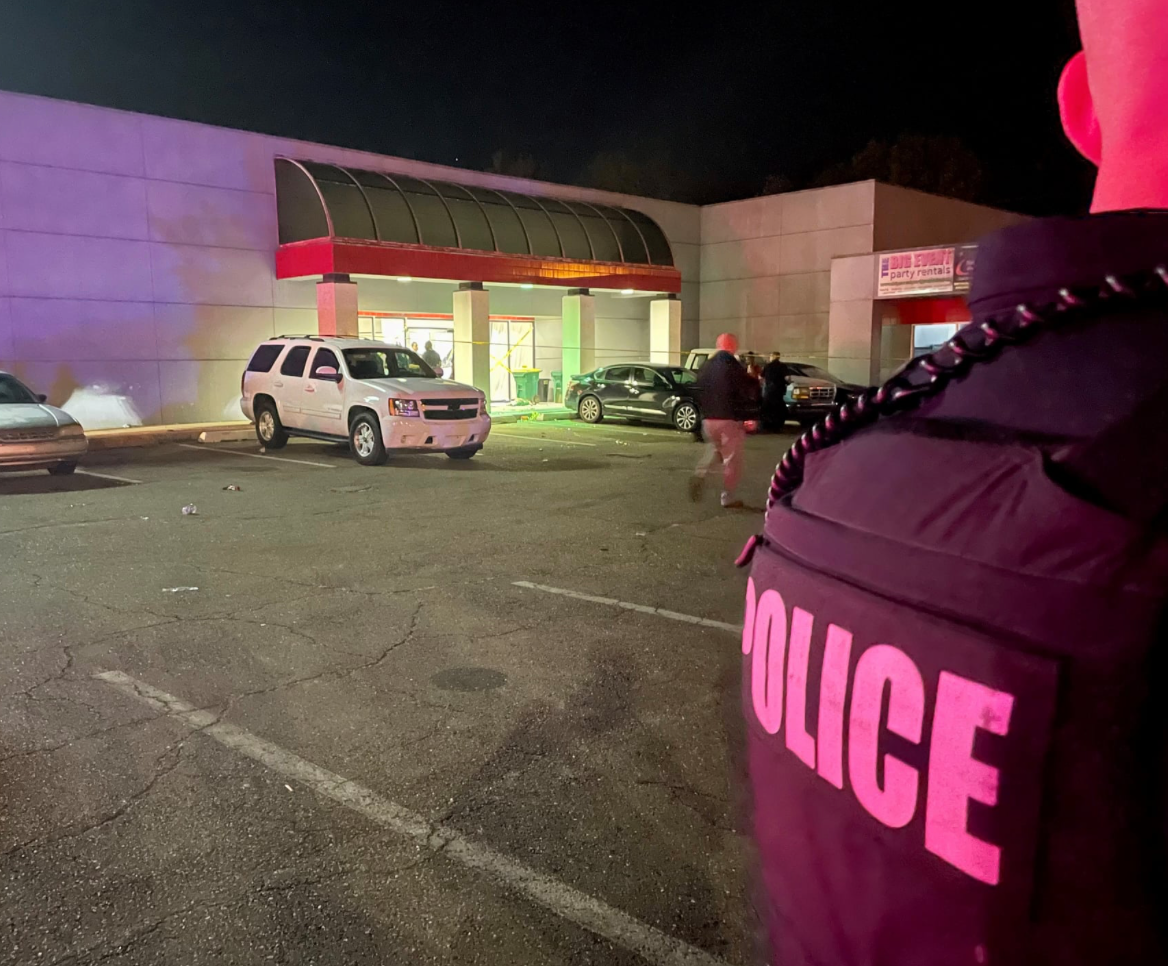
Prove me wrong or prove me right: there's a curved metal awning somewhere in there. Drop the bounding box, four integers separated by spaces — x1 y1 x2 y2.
274 158 681 293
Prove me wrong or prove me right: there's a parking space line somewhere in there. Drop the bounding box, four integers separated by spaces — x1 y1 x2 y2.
95 670 730 966
513 581 741 634
177 443 336 468
490 432 597 447
75 468 144 485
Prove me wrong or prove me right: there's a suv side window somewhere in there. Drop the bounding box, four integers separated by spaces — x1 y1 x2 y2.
280 345 311 377
247 343 283 373
310 348 340 378
602 366 631 383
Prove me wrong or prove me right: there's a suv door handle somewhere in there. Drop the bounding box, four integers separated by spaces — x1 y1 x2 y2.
305 385 316 393
273 380 284 388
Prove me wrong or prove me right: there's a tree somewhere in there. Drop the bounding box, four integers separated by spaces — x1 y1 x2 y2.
487 149 540 180
814 134 986 203
760 173 795 195
576 148 698 202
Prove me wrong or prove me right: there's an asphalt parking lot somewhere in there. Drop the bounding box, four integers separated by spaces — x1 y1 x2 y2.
0 419 796 966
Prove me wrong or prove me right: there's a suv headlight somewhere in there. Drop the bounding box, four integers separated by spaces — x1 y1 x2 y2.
389 399 420 417
791 387 811 401
58 424 86 437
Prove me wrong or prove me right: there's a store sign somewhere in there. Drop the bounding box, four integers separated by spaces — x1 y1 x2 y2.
877 247 956 298
953 244 977 294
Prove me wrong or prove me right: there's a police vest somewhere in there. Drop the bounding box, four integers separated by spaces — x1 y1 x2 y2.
738 273 1168 966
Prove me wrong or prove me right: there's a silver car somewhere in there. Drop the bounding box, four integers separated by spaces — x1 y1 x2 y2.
0 371 88 475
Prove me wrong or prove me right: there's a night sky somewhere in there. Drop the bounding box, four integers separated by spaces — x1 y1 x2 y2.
0 0 1091 213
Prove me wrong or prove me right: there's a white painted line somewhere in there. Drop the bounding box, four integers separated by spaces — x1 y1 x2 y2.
177 443 336 468
513 581 741 634
490 432 597 448
94 670 730 966
75 468 144 485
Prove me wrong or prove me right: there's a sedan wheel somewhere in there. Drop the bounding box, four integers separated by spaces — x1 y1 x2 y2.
578 395 603 424
673 402 699 433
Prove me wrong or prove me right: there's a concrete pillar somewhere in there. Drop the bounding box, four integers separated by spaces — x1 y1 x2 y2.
827 254 881 385
649 295 682 365
316 273 358 337
561 288 596 379
453 282 491 408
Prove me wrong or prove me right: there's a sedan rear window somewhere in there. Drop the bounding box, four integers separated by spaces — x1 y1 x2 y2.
247 343 284 373
0 374 37 404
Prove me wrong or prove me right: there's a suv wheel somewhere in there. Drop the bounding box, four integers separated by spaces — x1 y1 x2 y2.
350 413 387 466
578 394 603 424
254 401 288 449
48 461 77 476
446 446 479 460
673 402 699 433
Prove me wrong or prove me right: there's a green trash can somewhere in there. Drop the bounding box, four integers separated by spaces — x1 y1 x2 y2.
551 370 564 403
512 368 541 404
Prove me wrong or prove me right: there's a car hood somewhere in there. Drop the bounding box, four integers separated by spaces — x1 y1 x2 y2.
0 403 77 430
354 376 482 396
787 376 835 388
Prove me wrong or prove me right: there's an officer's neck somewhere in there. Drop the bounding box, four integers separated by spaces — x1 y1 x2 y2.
1091 152 1168 213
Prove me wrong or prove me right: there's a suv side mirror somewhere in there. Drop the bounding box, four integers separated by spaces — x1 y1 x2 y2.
314 366 342 383
36 393 47 403
434 366 444 378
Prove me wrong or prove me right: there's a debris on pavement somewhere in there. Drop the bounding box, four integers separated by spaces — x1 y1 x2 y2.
163 587 199 593
222 484 242 491
181 504 198 516
331 484 373 494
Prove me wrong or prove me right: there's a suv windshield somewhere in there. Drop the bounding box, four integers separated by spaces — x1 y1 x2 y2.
785 363 834 382
0 374 37 404
343 348 436 380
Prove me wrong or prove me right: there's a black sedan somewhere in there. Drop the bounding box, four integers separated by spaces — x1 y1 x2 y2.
565 364 701 432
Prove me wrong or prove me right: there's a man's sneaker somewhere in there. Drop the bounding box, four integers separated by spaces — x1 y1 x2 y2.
721 493 744 509
688 475 706 503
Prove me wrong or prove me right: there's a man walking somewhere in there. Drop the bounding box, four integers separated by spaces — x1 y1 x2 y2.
689 333 757 509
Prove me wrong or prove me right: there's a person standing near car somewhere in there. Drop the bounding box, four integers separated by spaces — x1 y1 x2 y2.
760 351 790 432
421 340 442 370
689 333 757 508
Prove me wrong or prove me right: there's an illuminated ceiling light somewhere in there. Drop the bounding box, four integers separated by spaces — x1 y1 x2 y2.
621 288 635 295
521 283 534 289
397 276 413 283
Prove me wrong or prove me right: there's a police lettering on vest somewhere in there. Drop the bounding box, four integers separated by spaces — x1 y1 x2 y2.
742 576 1015 886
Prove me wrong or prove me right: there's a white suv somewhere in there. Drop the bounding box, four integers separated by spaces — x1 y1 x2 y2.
240 337 490 465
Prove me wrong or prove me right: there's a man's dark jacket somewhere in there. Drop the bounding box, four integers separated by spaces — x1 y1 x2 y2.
696 351 758 421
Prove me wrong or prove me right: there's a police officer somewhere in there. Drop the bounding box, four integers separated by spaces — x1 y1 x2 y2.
738 3 1168 963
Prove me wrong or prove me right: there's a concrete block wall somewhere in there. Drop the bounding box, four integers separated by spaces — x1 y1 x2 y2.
698 181 877 368
0 90 698 428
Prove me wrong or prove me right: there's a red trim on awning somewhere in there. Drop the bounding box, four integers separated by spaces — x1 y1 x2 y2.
276 237 682 294
884 296 972 326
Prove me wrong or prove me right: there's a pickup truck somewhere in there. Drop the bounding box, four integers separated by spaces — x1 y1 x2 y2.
683 349 866 428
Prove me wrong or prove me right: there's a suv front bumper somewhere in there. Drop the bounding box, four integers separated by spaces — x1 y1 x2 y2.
382 413 492 452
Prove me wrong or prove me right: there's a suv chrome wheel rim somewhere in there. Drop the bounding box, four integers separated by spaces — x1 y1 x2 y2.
354 422 376 457
258 411 275 440
580 397 599 421
675 405 697 431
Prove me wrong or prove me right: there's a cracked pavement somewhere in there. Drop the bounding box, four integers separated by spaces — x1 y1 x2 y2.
0 422 795 965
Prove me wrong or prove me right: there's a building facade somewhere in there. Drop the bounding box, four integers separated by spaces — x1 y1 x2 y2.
0 90 1025 429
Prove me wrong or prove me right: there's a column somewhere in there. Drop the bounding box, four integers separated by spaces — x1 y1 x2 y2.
453 282 491 408
316 273 358 337
827 254 880 385
561 288 595 380
649 295 682 365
